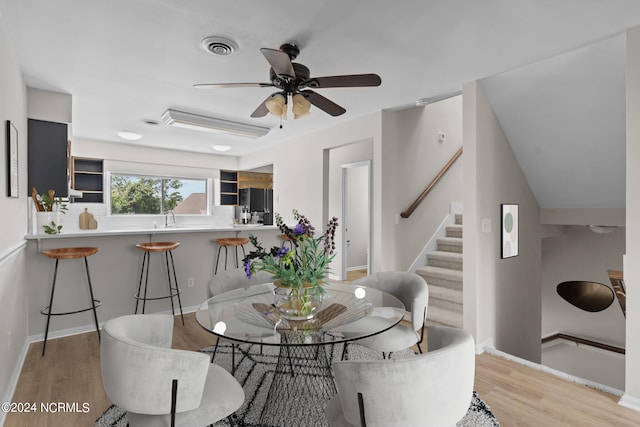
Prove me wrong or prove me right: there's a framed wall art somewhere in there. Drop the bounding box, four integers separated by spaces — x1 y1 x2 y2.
6 120 18 198
501 203 518 258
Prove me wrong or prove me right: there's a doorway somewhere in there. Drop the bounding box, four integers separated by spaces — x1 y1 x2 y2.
341 161 371 280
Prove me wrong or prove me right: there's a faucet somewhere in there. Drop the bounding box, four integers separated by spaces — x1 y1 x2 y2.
165 210 176 227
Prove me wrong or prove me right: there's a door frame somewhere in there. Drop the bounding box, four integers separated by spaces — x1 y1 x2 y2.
340 160 372 280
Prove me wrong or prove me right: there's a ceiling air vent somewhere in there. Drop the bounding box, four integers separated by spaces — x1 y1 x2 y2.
201 36 239 56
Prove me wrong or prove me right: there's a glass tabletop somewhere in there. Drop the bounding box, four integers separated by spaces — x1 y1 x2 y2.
195 281 406 346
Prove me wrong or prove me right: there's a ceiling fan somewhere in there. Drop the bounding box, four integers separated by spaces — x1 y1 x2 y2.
194 43 382 119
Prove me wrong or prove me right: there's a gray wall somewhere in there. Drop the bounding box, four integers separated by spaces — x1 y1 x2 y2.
542 226 625 345
463 81 542 362
623 25 640 408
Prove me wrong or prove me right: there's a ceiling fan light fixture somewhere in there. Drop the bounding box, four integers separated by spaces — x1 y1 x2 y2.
161 109 270 138
266 93 287 117
292 93 311 119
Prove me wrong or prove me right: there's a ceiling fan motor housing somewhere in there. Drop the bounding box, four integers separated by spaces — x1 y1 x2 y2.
270 63 310 92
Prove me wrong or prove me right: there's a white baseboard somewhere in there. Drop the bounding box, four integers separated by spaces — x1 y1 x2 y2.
619 394 640 413
475 337 494 354
484 346 624 397
1 338 30 427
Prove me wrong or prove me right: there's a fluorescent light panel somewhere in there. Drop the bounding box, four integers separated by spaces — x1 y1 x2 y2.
161 109 270 138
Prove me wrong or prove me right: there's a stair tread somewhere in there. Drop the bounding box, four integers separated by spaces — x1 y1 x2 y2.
437 237 462 245
428 284 463 303
427 305 463 328
417 265 463 281
428 251 463 261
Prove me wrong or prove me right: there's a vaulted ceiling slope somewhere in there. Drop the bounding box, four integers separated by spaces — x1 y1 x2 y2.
1 0 640 163
481 34 626 209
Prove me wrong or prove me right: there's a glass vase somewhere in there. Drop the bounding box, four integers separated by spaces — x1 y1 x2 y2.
273 280 323 320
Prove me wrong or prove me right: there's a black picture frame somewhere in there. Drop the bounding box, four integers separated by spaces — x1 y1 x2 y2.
501 203 519 259
6 120 18 198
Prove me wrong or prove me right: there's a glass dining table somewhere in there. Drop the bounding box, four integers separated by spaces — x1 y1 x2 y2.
195 281 405 426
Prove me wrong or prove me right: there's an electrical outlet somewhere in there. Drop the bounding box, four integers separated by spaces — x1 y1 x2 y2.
187 277 195 288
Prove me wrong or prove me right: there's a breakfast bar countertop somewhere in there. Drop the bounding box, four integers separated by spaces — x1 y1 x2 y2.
24 224 279 240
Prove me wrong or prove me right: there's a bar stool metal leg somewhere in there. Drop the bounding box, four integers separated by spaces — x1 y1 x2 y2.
84 256 101 342
135 251 148 314
167 250 184 325
42 259 60 357
142 251 151 314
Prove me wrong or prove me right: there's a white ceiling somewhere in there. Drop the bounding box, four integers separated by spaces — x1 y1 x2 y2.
1 0 639 208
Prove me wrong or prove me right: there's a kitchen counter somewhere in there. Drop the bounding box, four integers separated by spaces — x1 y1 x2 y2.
25 224 278 241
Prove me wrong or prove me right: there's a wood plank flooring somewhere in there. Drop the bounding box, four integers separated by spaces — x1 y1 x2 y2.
5 312 640 426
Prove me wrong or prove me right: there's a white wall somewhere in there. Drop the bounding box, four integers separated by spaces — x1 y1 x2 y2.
542 226 625 344
463 81 542 362
0 17 29 418
622 25 640 409
240 113 389 271
381 97 464 270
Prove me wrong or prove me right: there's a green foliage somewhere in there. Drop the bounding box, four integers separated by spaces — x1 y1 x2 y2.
111 176 183 214
243 210 339 290
43 221 63 235
38 193 67 213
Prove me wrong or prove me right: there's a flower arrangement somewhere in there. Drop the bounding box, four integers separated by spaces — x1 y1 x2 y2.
243 209 338 317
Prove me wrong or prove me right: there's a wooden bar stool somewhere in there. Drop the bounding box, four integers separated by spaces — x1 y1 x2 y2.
134 242 184 325
40 247 101 356
214 237 250 274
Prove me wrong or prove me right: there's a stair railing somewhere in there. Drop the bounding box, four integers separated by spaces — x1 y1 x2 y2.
541 333 625 355
401 147 463 219
608 270 626 317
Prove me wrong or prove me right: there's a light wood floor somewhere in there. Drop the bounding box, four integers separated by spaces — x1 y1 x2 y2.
5 313 640 426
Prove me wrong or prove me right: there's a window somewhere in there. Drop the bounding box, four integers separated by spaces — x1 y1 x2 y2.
110 174 207 215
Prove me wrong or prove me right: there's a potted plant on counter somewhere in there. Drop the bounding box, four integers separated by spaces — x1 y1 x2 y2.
32 188 68 234
243 209 338 319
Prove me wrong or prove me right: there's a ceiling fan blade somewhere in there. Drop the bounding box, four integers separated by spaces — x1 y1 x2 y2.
250 96 271 118
301 90 346 116
193 82 273 89
305 73 381 88
261 48 295 78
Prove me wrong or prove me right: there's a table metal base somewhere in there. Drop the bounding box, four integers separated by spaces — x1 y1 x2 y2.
258 331 338 427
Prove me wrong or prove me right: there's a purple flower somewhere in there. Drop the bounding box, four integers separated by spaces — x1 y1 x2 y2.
276 246 289 258
243 259 252 279
293 224 306 236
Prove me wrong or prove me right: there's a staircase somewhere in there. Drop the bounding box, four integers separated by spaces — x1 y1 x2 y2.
416 214 463 328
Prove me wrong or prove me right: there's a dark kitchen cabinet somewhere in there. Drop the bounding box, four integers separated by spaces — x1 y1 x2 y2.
72 157 104 203
27 119 69 197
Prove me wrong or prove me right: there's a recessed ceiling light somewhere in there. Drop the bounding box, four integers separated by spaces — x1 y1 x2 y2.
212 145 231 152
117 131 143 141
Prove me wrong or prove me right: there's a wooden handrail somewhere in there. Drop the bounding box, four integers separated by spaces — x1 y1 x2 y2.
608 270 626 317
541 333 625 355
400 147 463 219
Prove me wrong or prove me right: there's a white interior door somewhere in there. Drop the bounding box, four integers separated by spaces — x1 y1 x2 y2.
341 161 371 279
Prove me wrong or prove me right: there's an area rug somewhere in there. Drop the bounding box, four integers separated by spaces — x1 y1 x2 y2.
95 342 499 427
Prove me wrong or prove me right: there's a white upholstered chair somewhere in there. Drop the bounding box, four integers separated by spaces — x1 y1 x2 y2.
344 271 428 357
207 266 273 297
325 325 475 427
100 314 244 427
207 267 275 365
